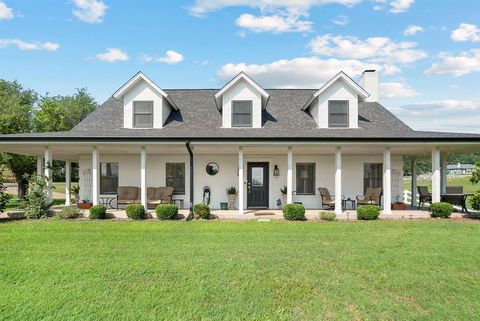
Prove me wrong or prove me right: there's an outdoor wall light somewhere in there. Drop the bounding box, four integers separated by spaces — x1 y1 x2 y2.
273 165 280 177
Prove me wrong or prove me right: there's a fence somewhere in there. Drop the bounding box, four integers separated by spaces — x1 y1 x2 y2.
403 189 419 205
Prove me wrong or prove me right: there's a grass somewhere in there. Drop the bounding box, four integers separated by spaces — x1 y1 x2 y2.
403 176 478 194
5 197 67 210
1 220 480 320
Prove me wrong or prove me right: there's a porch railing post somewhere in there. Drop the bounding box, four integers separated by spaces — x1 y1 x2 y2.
383 147 392 214
432 147 441 203
238 147 244 215
65 161 71 206
334 147 342 215
441 152 447 194
411 159 417 207
287 147 293 204
92 146 99 205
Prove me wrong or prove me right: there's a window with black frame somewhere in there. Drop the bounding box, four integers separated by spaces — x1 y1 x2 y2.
363 163 383 193
166 163 185 195
133 101 153 128
232 100 252 127
100 162 119 194
296 163 315 195
328 100 349 127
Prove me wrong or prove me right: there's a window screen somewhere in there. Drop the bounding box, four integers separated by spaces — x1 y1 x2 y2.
133 101 153 128
100 162 119 194
364 163 383 193
328 100 349 127
232 100 252 127
296 163 315 195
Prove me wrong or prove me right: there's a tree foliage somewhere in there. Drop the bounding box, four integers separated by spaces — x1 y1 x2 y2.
470 161 480 211
24 174 52 219
0 167 11 213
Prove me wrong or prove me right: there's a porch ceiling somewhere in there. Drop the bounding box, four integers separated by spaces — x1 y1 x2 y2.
0 141 478 161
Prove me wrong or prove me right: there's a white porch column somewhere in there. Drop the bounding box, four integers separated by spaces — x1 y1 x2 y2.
334 147 342 215
287 147 293 204
140 146 147 209
238 147 244 215
92 146 99 206
44 147 53 202
441 153 447 194
36 156 43 177
383 148 392 214
65 161 71 206
411 159 417 207
432 147 441 203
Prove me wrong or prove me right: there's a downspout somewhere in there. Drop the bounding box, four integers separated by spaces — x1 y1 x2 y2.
186 140 194 220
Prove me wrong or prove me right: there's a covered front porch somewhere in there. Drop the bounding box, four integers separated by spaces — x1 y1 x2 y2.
2 139 478 217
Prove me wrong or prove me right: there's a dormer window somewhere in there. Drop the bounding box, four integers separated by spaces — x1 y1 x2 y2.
328 100 349 128
133 101 153 128
232 100 252 127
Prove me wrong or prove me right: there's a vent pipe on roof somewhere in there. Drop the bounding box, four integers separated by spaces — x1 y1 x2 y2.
359 70 379 102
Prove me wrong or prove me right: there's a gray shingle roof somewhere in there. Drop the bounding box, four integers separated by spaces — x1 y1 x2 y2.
2 89 480 141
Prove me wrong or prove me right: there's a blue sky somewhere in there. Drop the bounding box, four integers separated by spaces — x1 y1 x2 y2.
1 0 479 132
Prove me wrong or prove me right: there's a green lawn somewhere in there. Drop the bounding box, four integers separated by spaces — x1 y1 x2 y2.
1 220 479 321
403 176 478 194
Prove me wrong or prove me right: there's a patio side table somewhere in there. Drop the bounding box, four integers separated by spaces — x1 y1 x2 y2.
342 198 356 210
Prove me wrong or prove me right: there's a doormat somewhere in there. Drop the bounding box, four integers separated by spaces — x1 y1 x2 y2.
254 212 276 216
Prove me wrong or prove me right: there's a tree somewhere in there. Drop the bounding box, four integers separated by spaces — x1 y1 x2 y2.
34 88 97 132
0 80 37 198
24 174 52 219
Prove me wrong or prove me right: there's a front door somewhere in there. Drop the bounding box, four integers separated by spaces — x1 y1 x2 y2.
247 162 269 208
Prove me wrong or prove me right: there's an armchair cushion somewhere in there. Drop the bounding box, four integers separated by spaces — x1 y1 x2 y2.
117 186 138 202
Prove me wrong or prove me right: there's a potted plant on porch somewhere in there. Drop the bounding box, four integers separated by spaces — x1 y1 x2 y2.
77 199 93 209
392 201 406 210
225 186 237 210
71 185 80 204
280 186 287 205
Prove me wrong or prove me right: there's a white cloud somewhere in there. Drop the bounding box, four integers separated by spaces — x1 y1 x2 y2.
389 0 414 13
309 34 427 64
0 39 60 51
188 0 361 17
403 25 423 36
451 23 480 42
425 49 480 77
95 48 128 62
379 81 420 98
236 13 312 33
72 0 107 23
217 56 397 88
332 14 349 26
0 1 13 20
142 50 184 64
390 100 480 133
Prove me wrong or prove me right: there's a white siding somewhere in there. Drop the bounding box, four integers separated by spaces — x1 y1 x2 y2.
222 79 262 128
123 80 169 129
312 78 359 129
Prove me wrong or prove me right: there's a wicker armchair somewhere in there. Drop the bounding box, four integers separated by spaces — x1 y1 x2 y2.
357 188 383 206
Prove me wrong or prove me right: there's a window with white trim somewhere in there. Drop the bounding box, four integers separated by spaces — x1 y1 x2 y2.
133 101 153 128
328 100 349 128
232 100 252 127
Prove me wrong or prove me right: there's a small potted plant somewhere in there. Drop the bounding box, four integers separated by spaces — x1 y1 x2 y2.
225 186 237 210
392 201 406 210
280 186 287 205
71 185 80 204
77 198 93 209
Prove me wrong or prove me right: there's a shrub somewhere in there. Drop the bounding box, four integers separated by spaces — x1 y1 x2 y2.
56 207 82 219
156 204 178 220
89 205 107 219
470 191 480 211
24 175 52 219
126 204 147 220
357 205 380 220
0 169 10 213
320 212 336 221
283 204 305 221
430 202 454 218
194 203 210 219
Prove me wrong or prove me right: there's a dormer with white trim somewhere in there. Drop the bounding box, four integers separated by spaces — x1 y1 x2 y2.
215 72 270 128
302 71 369 129
113 72 178 129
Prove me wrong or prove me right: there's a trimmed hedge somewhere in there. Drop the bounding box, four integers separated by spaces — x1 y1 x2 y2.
283 204 305 221
126 204 147 220
89 205 107 219
430 202 454 218
156 204 178 220
55 207 82 219
357 205 380 220
194 204 210 219
320 212 336 221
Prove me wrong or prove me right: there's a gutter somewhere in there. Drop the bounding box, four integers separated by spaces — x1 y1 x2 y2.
185 140 194 220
